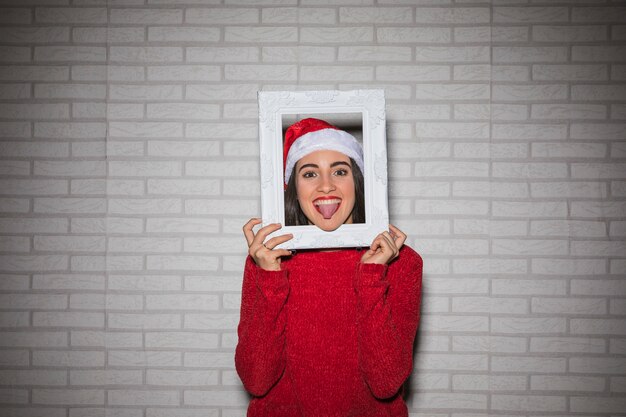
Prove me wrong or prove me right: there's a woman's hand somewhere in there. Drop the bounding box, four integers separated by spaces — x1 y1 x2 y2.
361 224 407 265
243 218 293 271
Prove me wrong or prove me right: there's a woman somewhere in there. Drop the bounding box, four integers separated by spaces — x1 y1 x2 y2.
235 118 423 417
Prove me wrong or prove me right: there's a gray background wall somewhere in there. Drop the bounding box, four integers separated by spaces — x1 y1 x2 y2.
0 0 625 416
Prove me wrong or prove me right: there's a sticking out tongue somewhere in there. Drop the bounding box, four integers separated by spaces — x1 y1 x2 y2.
317 203 340 219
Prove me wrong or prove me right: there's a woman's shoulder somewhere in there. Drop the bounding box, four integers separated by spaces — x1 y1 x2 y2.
397 244 423 268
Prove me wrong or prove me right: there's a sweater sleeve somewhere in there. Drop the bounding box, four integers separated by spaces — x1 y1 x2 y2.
354 246 423 399
235 256 290 397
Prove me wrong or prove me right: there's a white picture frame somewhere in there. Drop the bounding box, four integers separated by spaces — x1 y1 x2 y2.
258 89 389 250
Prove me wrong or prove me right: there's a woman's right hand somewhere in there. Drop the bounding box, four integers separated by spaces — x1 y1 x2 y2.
243 218 294 271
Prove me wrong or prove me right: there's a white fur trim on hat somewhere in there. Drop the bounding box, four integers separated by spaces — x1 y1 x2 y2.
284 128 364 184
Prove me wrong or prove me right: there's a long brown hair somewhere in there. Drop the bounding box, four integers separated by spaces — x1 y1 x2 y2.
284 157 365 226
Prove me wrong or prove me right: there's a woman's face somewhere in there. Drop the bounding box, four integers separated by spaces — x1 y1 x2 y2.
294 150 356 232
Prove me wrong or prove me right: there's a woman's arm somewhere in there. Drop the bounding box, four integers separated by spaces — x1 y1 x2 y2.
355 246 423 399
235 256 289 397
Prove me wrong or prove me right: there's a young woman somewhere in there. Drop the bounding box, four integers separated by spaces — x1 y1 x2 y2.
235 118 423 417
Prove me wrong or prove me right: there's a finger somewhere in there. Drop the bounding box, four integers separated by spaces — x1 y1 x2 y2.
389 224 407 249
252 223 283 247
264 233 294 249
243 218 262 246
380 232 399 257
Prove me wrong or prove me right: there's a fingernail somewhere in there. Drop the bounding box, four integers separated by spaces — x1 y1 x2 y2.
289 250 296 255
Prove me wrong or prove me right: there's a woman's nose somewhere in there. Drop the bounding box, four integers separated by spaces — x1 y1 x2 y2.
318 175 336 193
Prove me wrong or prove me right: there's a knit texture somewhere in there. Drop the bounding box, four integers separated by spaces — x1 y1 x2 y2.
235 246 423 417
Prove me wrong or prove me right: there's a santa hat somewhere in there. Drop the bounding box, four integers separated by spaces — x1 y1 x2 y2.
283 118 364 186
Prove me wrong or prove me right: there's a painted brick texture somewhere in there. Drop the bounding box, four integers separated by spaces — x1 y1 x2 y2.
0 1 625 416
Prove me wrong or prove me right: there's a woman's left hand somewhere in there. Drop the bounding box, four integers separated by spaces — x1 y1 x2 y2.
361 224 407 265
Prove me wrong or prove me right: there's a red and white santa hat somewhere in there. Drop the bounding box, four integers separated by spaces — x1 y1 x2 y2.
283 118 364 186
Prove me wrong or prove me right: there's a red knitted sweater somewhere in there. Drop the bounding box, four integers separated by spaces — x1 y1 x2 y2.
235 246 423 417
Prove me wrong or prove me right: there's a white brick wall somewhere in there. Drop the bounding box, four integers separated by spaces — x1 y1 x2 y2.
0 0 625 416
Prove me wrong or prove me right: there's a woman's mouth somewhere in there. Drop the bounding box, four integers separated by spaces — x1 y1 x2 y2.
313 197 342 219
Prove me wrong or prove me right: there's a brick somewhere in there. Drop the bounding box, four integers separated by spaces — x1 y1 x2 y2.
144 332 218 349
494 84 568 102
453 65 490 81
0 351 29 366
494 163 567 179
377 65 449 81
0 104 69 120
492 356 566 372
340 7 412 23
301 66 373 81
454 27 490 43
108 351 181 367
225 26 297 42
378 27 450 43
571 397 626 414
415 84 489 100
573 84 626 100
495 46 568 63
416 46 488 62
184 390 250 407
148 409 219 417
147 103 220 119
492 65 529 82
186 161 258 177
453 258 527 274
493 279 566 295
413 238 489 256
572 318 626 335
415 7 489 24
108 390 179 406
571 241 626 257
184 351 236 369
492 26 529 43
0 370 66 386
531 104 606 120
70 370 142 386
491 395 566 412
34 312 104 328
572 163 626 178
33 389 104 405
0 66 68 81
530 220 606 238
571 123 626 139
185 8 259 24
0 84 30 100
415 200 488 215
0 254 69 271
146 255 219 271
453 336 527 353
416 122 489 139
35 46 106 62
73 27 144 44
146 370 219 386
426 277 488 294
300 27 373 43
533 25 607 42
0 46 30 62
186 47 259 62
262 7 335 24
534 64 608 81
108 313 180 330
33 274 104 290
146 218 219 233
386 104 449 119
225 64 296 81
570 357 626 374
33 351 104 367
572 201 626 218
148 27 219 42
110 8 182 24
341 46 411 62
108 275 180 291
35 84 106 99
532 375 605 392
146 294 219 310
572 7 626 22
0 27 68 43
452 297 527 314
109 122 182 138
453 374 526 391
186 84 257 101
531 336 605 353
0 8 31 24
110 47 183 63
70 294 143 311
494 7 568 23
36 7 107 23
109 85 181 100
263 46 335 62
532 297 606 315
412 393 486 410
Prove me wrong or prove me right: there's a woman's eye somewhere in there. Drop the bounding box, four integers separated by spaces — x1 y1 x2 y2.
334 169 348 176
302 171 317 178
